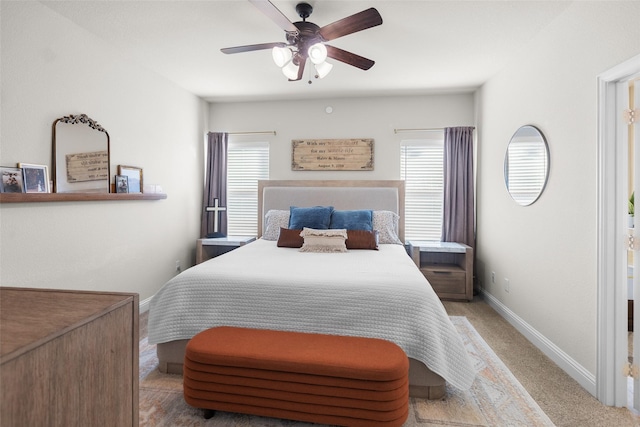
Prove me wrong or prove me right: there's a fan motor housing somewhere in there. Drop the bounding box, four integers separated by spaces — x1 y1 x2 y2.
288 21 323 57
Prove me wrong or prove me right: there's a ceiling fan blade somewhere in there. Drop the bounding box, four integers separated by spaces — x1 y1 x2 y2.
249 0 298 33
319 8 382 41
290 58 306 81
221 42 286 54
326 45 375 70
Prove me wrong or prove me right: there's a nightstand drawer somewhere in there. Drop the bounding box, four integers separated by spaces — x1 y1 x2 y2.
421 267 466 295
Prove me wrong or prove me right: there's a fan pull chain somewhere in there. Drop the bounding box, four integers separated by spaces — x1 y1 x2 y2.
308 61 322 85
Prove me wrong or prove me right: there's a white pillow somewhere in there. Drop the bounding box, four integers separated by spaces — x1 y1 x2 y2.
299 228 348 253
263 210 290 241
372 211 402 244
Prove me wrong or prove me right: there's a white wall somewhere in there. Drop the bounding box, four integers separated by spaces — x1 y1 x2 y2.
0 1 207 301
0 4 474 303
210 94 475 180
476 0 640 386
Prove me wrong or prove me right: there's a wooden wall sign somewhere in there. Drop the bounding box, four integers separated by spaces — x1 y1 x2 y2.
292 139 374 171
65 150 109 182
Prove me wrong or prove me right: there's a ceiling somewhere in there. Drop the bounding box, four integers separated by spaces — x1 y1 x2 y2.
41 0 572 103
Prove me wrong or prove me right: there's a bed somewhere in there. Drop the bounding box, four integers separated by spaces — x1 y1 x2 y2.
148 180 477 398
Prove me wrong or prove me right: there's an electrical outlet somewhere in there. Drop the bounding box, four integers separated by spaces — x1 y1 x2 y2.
504 278 510 293
491 271 496 284
175 260 181 273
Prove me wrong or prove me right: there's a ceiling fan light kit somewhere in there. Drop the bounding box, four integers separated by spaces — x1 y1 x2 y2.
308 43 327 65
282 60 300 80
272 46 292 68
221 0 383 82
314 61 333 79
272 42 331 80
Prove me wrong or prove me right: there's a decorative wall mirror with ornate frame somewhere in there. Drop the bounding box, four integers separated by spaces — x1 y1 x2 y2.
504 125 550 206
52 114 110 193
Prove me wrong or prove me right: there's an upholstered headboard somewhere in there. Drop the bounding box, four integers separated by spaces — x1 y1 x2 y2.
258 180 405 242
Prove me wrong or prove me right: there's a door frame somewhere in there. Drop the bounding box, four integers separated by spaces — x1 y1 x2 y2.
597 53 640 406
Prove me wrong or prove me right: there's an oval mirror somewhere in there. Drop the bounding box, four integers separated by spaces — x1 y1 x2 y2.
52 114 110 193
504 125 549 206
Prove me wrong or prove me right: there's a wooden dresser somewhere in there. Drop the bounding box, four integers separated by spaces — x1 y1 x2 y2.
0 287 139 427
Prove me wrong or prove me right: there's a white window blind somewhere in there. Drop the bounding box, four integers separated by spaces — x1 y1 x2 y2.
227 140 269 236
400 138 444 241
505 140 547 205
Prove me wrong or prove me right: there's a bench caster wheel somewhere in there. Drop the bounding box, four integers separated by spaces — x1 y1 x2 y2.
203 409 216 419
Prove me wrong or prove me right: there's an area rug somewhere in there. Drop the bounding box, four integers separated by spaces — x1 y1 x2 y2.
139 316 555 426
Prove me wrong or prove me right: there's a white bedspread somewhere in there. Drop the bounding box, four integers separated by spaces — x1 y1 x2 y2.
148 239 477 390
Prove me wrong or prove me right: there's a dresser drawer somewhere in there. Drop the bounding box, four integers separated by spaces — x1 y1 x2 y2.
421 267 466 295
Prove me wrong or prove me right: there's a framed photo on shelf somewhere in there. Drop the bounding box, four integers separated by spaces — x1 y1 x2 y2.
117 165 143 193
0 167 25 193
18 163 50 193
115 175 129 193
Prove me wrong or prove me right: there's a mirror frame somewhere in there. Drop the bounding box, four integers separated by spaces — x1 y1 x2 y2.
504 125 550 206
52 114 111 194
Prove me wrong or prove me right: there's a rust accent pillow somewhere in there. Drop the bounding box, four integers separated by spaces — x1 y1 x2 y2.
277 227 303 248
346 230 379 250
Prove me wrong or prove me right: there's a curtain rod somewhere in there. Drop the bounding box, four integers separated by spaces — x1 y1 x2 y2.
227 130 276 136
394 128 444 133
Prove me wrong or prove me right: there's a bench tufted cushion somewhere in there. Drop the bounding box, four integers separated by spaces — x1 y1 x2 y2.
184 326 409 427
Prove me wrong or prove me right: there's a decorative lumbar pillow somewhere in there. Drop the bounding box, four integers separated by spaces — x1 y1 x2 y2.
299 228 347 253
263 210 290 241
330 209 373 231
289 206 334 230
372 210 402 244
346 230 379 250
277 228 304 248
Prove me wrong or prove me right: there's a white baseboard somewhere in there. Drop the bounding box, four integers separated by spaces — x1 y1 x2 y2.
139 295 152 314
481 290 597 397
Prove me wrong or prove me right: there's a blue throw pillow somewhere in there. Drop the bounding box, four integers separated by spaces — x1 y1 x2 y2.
288 206 334 230
330 209 373 231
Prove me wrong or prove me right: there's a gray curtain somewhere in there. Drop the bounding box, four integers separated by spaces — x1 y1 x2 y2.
201 132 228 237
441 126 475 248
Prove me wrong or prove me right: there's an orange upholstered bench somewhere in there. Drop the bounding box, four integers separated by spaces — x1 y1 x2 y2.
183 326 409 427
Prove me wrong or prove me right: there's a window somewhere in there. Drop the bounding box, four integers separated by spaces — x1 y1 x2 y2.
227 140 269 236
400 137 444 241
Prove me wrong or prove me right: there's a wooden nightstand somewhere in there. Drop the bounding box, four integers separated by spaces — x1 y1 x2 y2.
408 241 473 301
196 236 256 264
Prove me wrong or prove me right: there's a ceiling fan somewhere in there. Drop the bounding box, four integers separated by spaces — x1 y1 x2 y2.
221 0 383 82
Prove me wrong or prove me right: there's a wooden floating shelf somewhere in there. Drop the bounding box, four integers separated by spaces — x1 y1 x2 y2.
0 192 167 203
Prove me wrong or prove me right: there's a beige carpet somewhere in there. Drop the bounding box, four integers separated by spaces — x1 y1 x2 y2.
443 299 640 427
139 317 554 426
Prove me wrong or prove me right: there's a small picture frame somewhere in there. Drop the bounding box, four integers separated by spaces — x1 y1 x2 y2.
18 163 50 193
115 175 129 193
0 167 25 193
117 165 143 193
